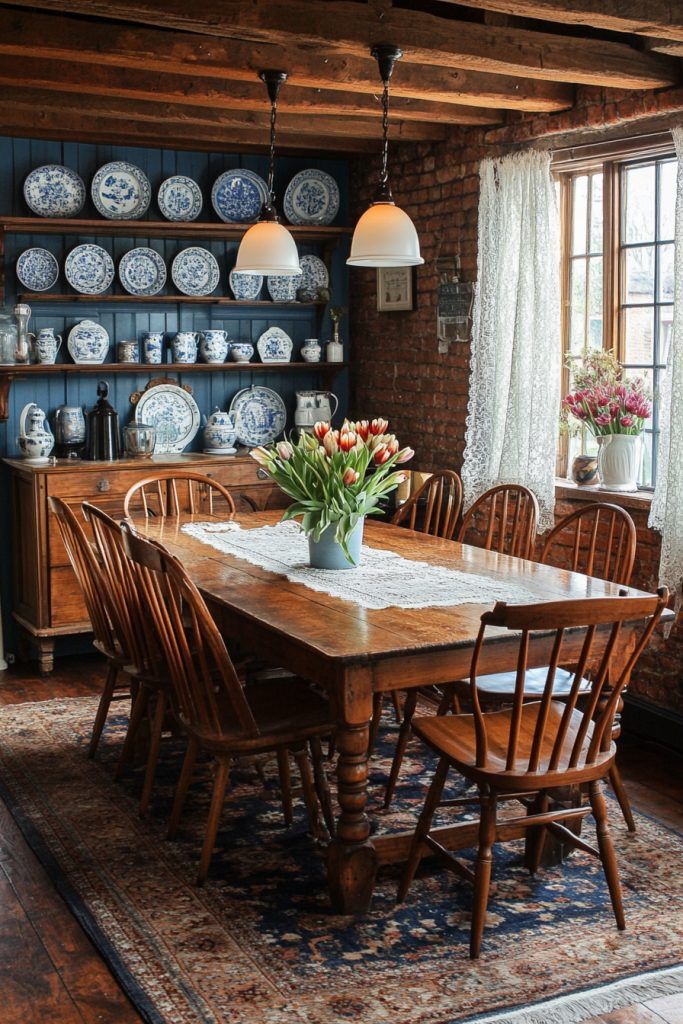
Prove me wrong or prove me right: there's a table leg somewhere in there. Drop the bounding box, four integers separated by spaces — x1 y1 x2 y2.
327 665 377 914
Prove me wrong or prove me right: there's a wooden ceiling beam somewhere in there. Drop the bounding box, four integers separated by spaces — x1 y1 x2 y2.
0 7 573 112
435 1 683 44
1 0 674 88
0 104 377 154
0 56 503 126
0 86 446 143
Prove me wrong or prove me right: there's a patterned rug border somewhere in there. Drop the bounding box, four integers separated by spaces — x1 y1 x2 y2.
1 695 682 1024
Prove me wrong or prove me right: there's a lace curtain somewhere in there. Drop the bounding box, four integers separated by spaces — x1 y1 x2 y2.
461 149 561 531
649 128 683 609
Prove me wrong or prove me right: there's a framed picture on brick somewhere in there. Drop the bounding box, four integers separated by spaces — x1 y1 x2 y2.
376 266 414 312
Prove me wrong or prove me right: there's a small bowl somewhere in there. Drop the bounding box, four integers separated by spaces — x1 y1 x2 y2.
230 343 254 363
123 423 156 459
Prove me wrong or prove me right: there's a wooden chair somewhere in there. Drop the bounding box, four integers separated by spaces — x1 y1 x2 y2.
120 523 336 884
457 484 539 560
123 471 239 519
391 470 463 542
48 497 133 758
397 589 668 958
369 471 463 750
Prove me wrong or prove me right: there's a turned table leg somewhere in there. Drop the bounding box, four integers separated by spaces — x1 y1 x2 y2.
327 665 377 914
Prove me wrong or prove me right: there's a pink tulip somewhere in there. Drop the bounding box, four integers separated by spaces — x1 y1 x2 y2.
276 440 293 461
595 413 612 426
313 421 331 441
396 447 415 464
342 467 359 486
373 444 391 465
370 418 389 436
620 416 635 428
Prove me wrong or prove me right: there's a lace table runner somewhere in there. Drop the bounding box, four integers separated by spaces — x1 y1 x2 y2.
182 520 541 612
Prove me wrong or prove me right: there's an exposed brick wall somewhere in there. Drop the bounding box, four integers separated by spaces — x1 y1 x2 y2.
349 84 683 715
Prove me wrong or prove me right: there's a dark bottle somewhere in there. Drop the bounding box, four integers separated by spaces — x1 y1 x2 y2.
85 380 120 461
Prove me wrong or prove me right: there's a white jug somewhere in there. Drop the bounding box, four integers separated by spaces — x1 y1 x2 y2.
294 390 339 430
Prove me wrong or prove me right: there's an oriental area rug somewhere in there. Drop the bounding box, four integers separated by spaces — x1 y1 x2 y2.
0 695 681 1024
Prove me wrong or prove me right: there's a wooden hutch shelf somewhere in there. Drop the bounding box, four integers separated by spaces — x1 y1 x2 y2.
0 362 347 420
1 216 352 241
17 293 326 307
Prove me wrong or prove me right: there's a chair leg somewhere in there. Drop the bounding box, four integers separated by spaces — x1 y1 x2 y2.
309 737 335 837
397 755 450 902
197 758 230 886
167 736 198 839
276 748 293 827
470 789 497 960
293 747 325 841
115 682 149 780
525 791 548 876
384 689 418 809
608 762 636 833
589 779 625 930
367 692 384 755
139 691 167 816
390 690 402 722
88 661 119 758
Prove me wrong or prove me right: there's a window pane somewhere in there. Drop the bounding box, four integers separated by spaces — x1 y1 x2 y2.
659 159 677 240
658 242 674 302
572 175 588 255
624 163 655 243
625 245 654 303
639 431 653 488
590 173 603 253
659 306 674 365
569 259 586 352
623 306 654 365
587 256 603 347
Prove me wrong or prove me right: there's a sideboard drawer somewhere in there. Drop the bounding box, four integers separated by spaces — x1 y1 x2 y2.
46 469 147 500
202 461 267 489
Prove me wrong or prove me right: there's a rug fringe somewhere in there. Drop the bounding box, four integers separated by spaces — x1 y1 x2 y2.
462 964 683 1024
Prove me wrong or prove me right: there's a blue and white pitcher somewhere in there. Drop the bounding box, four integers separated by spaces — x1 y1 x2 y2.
33 327 62 365
171 331 200 364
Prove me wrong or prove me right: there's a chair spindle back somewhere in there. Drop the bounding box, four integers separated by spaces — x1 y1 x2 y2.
457 484 539 559
540 502 636 586
123 472 237 520
468 590 668 775
392 470 463 541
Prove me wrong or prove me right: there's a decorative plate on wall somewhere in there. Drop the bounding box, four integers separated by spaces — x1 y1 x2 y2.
23 165 86 218
171 247 220 296
157 176 203 221
256 327 293 363
91 161 151 220
64 244 115 295
118 247 167 296
16 248 59 292
229 386 286 447
134 382 201 453
283 169 340 225
67 320 110 364
298 254 329 293
229 268 263 301
211 169 269 223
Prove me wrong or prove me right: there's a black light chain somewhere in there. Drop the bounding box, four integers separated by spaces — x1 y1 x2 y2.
379 76 390 190
268 89 278 204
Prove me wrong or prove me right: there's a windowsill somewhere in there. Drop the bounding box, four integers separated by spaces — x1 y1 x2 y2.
555 477 654 511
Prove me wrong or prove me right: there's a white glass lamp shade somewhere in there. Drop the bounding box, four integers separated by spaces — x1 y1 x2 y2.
347 201 424 267
233 220 300 275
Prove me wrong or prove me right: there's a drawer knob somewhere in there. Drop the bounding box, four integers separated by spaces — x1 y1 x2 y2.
96 478 111 493
256 468 268 480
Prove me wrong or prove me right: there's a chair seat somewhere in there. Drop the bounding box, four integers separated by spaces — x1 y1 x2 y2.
186 677 334 754
412 701 613 789
473 666 592 701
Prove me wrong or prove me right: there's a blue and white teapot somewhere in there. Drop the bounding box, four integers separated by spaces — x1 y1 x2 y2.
17 402 54 463
202 407 237 454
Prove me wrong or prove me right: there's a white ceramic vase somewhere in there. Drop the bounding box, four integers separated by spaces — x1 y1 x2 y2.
597 434 641 492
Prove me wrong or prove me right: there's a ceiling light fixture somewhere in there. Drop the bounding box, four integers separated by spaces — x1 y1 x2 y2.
234 70 301 276
347 45 423 268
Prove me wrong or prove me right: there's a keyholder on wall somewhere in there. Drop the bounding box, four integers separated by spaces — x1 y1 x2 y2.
437 255 473 353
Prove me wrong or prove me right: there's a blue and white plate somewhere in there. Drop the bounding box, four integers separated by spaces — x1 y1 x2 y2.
135 383 201 454
16 248 59 292
229 268 263 301
256 327 293 364
67 320 110 364
65 244 115 295
171 247 220 296
299 254 329 293
119 247 167 296
283 168 340 225
23 165 85 218
157 176 203 221
267 271 302 303
211 169 268 223
229 386 286 447
91 161 151 220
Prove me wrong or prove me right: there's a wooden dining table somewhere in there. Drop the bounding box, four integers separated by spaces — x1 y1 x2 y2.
133 509 668 915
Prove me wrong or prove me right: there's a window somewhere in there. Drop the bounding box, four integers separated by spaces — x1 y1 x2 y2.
559 142 676 488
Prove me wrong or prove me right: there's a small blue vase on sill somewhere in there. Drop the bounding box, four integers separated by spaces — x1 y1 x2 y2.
308 518 365 570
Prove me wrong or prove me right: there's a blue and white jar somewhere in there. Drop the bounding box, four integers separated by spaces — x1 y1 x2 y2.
171 331 199 364
142 331 164 364
199 329 230 364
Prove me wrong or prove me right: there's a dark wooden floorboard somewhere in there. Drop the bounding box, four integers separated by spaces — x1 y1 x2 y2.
0 655 680 1024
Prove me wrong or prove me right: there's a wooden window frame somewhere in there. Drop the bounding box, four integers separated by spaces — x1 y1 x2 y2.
553 132 675 483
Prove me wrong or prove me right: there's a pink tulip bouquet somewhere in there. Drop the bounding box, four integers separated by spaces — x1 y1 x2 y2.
251 418 414 563
562 351 652 436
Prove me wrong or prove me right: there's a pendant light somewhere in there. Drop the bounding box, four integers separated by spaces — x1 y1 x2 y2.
347 45 423 268
233 70 301 276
